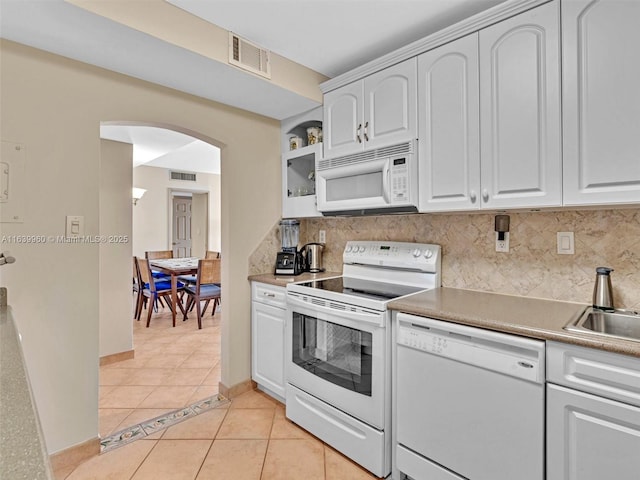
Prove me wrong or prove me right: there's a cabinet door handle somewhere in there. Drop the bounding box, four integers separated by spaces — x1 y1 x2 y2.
363 121 369 142
263 292 276 298
470 190 477 203
482 189 489 202
356 123 362 143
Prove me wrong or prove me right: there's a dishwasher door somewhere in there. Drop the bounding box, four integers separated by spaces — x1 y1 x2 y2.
395 313 545 480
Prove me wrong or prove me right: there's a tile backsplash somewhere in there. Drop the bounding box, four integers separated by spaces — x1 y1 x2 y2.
249 208 640 309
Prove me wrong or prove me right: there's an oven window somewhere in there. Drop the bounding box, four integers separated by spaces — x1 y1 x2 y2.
326 171 383 201
292 312 373 396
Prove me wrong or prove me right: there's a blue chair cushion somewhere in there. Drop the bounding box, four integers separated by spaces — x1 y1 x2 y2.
151 270 170 279
143 281 184 291
178 274 197 283
185 284 221 297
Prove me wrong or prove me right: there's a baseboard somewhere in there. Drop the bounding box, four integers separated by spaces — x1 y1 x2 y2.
49 437 100 479
218 379 257 399
99 349 134 366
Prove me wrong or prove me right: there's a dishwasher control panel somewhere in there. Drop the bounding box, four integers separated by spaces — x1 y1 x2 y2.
399 326 449 354
397 315 545 384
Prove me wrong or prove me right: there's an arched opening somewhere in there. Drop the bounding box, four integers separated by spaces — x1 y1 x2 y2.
98 121 224 443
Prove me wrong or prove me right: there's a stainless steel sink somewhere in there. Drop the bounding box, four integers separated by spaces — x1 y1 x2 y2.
565 307 640 343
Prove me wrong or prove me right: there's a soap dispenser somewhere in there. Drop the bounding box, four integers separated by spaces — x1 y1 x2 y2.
592 267 614 311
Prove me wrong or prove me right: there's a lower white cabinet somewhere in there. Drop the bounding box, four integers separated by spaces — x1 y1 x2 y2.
251 282 286 400
546 342 640 480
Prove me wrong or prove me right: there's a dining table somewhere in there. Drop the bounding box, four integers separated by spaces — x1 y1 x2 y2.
149 257 199 327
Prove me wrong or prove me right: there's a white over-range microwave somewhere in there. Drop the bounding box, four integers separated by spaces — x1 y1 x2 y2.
316 140 418 216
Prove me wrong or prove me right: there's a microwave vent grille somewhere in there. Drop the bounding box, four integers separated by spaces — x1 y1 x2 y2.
317 140 414 171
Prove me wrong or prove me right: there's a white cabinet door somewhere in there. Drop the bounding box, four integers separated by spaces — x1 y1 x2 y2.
251 295 286 399
547 383 640 480
479 0 562 209
324 59 417 159
562 0 640 205
418 33 480 212
364 58 417 150
323 81 363 158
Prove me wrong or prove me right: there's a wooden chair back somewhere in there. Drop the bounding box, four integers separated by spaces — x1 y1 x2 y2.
136 257 152 285
205 251 221 259
145 250 173 260
197 258 221 286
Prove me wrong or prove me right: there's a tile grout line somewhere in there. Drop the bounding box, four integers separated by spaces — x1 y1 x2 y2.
100 394 230 454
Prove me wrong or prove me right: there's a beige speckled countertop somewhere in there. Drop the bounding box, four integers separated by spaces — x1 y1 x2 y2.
0 290 54 479
248 271 342 288
389 287 640 358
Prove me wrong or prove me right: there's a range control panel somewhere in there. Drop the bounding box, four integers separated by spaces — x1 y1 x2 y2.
343 241 441 273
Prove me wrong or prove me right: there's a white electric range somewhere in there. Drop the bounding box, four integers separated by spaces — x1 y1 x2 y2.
285 241 441 478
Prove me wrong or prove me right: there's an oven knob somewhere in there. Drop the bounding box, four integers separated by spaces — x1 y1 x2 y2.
412 249 421 258
424 250 434 259
358 246 366 253
345 245 353 253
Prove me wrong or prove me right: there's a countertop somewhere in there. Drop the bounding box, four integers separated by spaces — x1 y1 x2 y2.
389 287 640 358
0 290 54 479
248 271 342 288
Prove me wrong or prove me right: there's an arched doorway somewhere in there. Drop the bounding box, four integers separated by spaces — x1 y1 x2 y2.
98 121 224 444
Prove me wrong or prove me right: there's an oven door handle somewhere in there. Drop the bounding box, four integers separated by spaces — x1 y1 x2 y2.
287 294 384 327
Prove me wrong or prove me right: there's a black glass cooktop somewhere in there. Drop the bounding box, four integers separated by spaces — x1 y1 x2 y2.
296 277 426 301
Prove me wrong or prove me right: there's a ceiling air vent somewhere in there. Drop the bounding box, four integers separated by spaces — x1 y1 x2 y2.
229 32 271 79
170 171 197 182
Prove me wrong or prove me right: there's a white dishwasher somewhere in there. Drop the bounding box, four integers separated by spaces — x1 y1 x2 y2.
394 313 545 480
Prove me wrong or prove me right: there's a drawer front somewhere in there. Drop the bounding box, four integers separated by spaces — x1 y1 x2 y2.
251 282 287 309
547 341 640 407
286 384 388 478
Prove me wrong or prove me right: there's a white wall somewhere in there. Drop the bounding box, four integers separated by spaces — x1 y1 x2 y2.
132 165 221 257
99 140 133 358
0 39 281 454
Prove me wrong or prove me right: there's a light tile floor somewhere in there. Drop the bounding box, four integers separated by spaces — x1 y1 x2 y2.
64 390 378 479
60 301 379 479
98 305 222 441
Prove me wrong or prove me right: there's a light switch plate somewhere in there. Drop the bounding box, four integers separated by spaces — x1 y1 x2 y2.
557 232 575 254
65 215 84 238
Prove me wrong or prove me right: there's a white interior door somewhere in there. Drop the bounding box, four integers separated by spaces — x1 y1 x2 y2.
172 196 192 257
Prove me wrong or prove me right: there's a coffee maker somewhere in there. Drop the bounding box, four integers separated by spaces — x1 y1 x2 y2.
275 219 303 275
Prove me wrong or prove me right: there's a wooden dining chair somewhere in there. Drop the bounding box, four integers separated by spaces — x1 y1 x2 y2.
182 258 221 329
145 250 173 260
133 257 144 320
145 250 173 282
179 251 221 286
137 257 186 327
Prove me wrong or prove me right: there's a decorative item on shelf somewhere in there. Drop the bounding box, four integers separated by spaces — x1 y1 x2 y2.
132 187 147 206
307 126 322 145
289 136 303 150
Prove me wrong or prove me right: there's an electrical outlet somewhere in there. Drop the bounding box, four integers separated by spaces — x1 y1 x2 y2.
319 230 326 243
496 232 509 253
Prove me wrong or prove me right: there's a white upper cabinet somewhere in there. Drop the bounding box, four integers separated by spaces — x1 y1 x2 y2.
562 0 640 206
479 0 562 209
418 33 481 212
323 58 417 158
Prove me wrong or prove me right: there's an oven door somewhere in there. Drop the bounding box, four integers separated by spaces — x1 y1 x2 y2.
285 293 388 429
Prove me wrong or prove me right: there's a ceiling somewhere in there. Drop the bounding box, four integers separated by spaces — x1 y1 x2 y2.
1 0 506 173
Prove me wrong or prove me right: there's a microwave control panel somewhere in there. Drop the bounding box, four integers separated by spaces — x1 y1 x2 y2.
390 157 409 203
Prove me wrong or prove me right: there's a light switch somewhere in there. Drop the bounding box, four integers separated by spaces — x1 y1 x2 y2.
66 215 84 238
557 232 575 255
